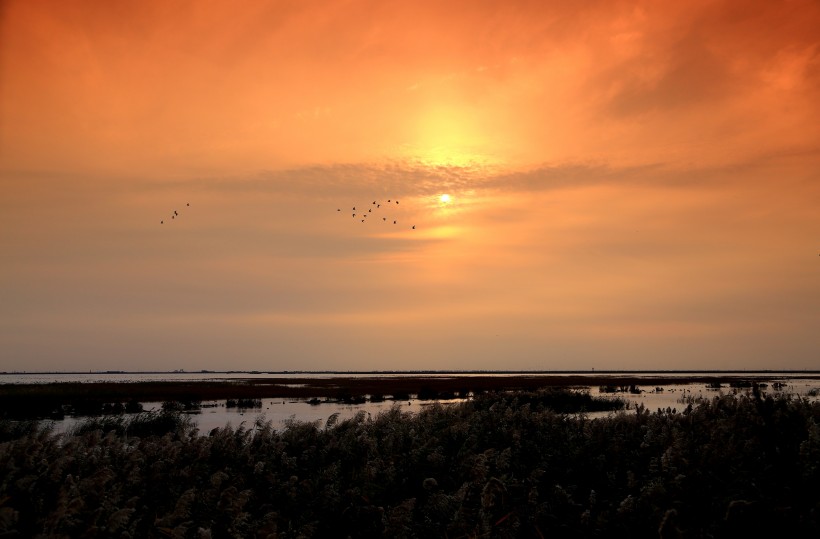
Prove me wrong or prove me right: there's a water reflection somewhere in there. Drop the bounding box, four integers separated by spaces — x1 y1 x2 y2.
585 379 820 419
50 397 469 434
33 377 820 434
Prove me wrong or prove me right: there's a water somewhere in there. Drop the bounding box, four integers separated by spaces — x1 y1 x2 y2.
0 372 325 384
587 378 820 418
49 398 463 435
4 370 818 385
4 371 819 434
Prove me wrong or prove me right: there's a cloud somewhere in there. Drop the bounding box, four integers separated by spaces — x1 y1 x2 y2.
590 0 820 118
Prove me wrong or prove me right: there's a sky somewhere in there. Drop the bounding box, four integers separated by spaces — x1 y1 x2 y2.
1 0 819 372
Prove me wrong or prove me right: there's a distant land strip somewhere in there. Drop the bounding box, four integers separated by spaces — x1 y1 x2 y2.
4 369 820 375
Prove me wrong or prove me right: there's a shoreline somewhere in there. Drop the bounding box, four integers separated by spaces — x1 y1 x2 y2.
3 369 820 375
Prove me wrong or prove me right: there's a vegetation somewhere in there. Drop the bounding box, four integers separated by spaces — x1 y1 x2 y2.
0 374 791 420
162 400 203 413
67 411 195 439
226 398 263 409
0 389 818 537
0 418 51 444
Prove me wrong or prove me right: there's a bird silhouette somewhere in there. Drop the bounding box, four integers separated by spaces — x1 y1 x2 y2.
157 201 192 225
339 197 414 230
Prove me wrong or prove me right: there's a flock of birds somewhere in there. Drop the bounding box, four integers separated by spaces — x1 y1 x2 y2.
158 198 417 230
160 203 190 225
338 198 415 229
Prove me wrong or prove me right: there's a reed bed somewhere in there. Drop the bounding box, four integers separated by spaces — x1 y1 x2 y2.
0 389 818 537
0 374 797 420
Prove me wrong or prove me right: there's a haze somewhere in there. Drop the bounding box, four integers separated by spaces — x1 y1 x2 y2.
2 0 819 372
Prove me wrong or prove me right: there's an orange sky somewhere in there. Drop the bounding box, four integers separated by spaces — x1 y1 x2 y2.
1 0 819 371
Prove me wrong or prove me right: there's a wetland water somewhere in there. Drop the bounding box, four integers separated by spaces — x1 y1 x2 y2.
2 371 818 433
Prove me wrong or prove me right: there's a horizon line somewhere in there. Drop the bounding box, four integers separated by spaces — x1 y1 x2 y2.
3 369 820 375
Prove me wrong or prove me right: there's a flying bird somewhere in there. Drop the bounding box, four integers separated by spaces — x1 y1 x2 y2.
341 196 414 230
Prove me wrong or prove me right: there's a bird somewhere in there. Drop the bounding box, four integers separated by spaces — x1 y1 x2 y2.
393 220 396 224
353 213 356 217
412 225 415 229
353 206 356 210
396 200 399 204
161 220 164 224
337 208 341 211
368 209 371 212
383 217 386 221
174 211 178 216
372 201 376 204
186 203 190 206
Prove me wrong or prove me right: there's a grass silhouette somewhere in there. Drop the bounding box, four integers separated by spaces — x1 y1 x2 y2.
0 388 818 536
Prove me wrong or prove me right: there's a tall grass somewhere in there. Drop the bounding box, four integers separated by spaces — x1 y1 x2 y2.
0 418 52 443
0 390 817 537
68 410 194 438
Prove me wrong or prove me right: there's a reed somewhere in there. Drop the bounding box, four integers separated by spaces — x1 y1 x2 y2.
2 374 796 420
67 410 194 438
0 389 817 536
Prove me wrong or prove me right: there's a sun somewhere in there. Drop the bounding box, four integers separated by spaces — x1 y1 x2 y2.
439 193 452 204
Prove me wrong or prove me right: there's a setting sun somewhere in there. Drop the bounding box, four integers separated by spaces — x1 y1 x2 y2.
439 194 452 204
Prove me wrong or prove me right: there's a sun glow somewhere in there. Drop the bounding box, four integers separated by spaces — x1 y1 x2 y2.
439 194 452 204
402 104 505 169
